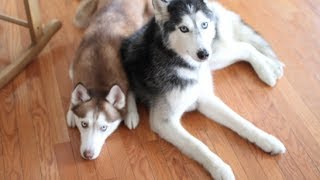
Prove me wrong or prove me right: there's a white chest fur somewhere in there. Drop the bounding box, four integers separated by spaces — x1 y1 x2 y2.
168 62 214 113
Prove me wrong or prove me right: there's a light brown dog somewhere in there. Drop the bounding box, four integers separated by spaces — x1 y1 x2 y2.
67 0 151 160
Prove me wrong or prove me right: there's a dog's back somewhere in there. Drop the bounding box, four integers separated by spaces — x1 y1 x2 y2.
71 0 149 100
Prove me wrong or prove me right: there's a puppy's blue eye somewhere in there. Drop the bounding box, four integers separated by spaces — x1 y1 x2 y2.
201 22 208 29
81 121 88 128
179 26 189 33
100 126 107 132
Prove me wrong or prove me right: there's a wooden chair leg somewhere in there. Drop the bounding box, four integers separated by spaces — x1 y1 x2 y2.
0 20 62 89
0 0 62 89
24 0 43 44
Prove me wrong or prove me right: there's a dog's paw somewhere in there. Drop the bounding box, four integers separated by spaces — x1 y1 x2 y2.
211 163 235 180
67 110 76 128
254 58 285 87
256 134 286 155
124 111 140 130
266 58 285 80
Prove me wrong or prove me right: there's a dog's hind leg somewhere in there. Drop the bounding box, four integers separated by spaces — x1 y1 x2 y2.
198 95 286 155
235 20 279 61
210 41 284 86
124 91 140 130
149 104 235 180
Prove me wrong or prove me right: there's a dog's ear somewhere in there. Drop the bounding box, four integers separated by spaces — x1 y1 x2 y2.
152 0 172 22
73 0 98 28
106 85 126 110
71 83 91 105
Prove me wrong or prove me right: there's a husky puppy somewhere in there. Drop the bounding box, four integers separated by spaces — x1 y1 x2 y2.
121 0 286 179
67 0 149 160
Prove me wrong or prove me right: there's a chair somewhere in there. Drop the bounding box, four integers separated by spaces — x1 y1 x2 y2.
0 0 61 89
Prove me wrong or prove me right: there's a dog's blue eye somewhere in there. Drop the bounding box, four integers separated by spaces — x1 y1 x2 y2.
81 121 88 128
201 22 208 29
100 126 107 132
179 26 189 33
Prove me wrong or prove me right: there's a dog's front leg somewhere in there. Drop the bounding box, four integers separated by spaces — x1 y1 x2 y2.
124 91 140 129
198 95 286 155
149 104 235 180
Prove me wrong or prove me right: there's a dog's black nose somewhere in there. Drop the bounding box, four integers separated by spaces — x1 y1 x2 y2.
83 150 94 160
197 49 209 60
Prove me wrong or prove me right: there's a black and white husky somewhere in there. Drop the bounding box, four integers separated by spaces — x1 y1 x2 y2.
121 0 286 179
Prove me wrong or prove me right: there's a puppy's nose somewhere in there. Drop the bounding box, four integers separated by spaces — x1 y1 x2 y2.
197 49 209 60
83 150 94 160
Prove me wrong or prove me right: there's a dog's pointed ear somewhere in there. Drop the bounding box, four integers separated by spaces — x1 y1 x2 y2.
72 83 91 105
152 0 172 22
202 0 208 4
106 85 126 110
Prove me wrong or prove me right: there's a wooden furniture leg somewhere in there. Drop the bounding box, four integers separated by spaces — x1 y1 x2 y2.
0 0 62 89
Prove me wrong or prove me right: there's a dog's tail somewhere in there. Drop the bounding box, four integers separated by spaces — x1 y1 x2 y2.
73 0 99 29
234 20 278 60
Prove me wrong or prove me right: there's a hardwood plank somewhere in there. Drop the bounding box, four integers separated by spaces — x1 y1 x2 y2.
54 142 79 180
184 163 211 180
26 62 60 179
160 139 191 180
50 41 75 111
0 134 4 180
0 0 25 62
38 51 70 144
218 67 287 180
107 131 136 180
221 0 320 126
276 152 305 180
221 60 320 180
119 126 155 180
217 66 308 180
214 71 277 180
7 11 35 176
285 130 320 179
143 140 173 180
278 79 320 144
182 112 209 132
94 140 116 179
14 72 42 180
0 1 26 179
235 63 320 179
0 84 23 179
0 0 23 90
136 105 158 143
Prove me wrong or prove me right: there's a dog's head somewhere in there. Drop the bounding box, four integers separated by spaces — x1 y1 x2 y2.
70 83 125 160
153 0 217 63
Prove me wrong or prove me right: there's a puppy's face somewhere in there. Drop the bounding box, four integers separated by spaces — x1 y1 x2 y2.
71 84 125 160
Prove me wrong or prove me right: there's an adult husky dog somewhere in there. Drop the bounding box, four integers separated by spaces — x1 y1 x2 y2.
121 0 286 179
67 0 149 160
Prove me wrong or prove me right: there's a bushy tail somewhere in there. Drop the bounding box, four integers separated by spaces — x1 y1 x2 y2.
73 0 99 29
235 20 278 60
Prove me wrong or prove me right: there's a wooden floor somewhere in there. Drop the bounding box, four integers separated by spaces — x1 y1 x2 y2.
1 0 320 179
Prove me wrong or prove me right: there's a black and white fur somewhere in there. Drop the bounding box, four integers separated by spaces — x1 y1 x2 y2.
121 0 285 179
